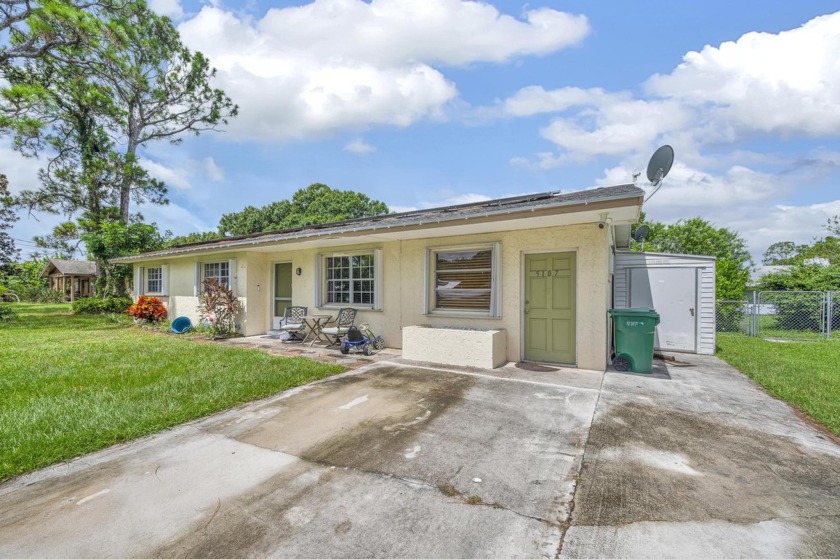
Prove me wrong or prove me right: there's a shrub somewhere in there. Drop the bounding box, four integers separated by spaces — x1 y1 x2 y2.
72 296 133 315
126 295 168 323
0 304 17 323
196 277 242 337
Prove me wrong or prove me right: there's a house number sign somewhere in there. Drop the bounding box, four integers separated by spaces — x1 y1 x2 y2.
534 270 562 277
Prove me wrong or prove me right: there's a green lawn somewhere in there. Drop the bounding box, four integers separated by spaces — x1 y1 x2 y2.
0 304 344 482
716 333 840 436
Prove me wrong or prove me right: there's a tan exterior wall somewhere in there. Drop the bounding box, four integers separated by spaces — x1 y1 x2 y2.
132 222 612 369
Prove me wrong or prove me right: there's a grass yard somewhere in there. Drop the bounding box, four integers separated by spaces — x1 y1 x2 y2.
0 304 345 482
716 333 840 436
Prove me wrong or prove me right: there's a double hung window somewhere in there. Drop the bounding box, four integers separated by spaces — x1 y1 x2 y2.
317 250 381 309
204 262 230 287
146 267 162 293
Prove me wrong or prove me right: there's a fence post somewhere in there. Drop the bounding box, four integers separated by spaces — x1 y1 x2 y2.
751 291 757 337
828 291 833 340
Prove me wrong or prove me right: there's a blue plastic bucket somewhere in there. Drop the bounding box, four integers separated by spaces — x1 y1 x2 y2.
171 316 192 334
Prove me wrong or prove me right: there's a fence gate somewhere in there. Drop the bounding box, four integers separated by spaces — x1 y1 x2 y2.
756 291 826 341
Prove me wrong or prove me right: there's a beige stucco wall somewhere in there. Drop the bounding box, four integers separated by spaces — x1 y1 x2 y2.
132 222 612 369
131 252 260 336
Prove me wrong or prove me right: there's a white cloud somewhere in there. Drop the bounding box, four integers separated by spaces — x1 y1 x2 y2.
501 11 840 162
139 158 192 190
0 141 43 195
203 157 225 181
497 85 618 117
344 138 376 155
141 201 213 236
647 11 840 138
148 0 184 19
177 1 589 141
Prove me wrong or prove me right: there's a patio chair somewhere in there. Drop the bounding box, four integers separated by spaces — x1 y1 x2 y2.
279 306 308 342
321 308 357 346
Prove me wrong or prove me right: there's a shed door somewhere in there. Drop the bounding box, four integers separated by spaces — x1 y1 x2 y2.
630 267 696 352
524 253 576 364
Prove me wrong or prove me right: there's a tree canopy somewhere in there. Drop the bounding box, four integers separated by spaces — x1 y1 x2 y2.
758 215 840 292
2 1 236 226
632 217 753 300
0 0 119 66
217 183 389 237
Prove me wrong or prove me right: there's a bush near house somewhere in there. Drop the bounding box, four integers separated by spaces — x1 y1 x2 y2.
126 295 167 322
72 296 133 314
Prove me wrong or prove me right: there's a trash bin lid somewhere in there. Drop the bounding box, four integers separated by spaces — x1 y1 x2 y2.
609 307 659 318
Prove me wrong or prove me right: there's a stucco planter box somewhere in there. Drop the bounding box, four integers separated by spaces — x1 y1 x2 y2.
402 325 507 369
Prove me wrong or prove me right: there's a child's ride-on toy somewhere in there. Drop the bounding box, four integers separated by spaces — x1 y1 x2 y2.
340 324 384 356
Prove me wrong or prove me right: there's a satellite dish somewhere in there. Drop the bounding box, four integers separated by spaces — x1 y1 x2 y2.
646 145 674 186
633 224 650 242
644 145 674 202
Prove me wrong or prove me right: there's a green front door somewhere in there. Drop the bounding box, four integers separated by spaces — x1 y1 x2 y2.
524 252 576 364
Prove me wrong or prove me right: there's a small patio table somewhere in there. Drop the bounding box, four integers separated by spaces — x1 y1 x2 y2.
302 315 333 346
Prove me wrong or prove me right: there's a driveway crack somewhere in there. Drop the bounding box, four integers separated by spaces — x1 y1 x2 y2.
556 368 606 558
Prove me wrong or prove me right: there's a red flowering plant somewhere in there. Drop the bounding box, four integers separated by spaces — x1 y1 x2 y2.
196 277 242 337
126 295 168 323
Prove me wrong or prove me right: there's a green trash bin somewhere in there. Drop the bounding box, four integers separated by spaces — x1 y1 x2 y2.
608 308 660 374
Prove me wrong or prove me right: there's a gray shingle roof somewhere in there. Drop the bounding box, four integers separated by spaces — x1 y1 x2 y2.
43 259 97 276
113 184 644 263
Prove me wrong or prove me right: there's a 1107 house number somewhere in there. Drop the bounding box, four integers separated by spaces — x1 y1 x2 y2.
533 270 562 277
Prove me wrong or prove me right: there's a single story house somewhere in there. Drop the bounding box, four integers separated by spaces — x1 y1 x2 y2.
112 184 644 370
41 259 97 301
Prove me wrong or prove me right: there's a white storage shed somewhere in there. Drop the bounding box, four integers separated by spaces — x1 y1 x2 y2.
613 251 716 355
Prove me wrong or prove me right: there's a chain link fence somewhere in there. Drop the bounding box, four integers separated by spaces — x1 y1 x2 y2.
756 291 826 340
716 300 752 335
717 290 838 341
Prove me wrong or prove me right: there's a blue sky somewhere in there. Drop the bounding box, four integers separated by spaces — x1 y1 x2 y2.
5 0 840 261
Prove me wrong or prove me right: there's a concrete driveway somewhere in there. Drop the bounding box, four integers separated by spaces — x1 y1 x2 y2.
562 354 840 558
0 361 602 559
2 355 839 558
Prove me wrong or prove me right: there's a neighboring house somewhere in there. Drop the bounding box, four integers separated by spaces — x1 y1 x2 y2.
41 259 97 302
112 185 644 371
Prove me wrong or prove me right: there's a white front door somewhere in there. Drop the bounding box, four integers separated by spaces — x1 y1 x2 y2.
630 267 697 352
272 262 293 330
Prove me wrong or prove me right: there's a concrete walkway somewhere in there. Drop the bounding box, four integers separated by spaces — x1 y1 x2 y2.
0 353 838 558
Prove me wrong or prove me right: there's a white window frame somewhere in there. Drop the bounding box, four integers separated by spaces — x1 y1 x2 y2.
203 261 230 287
135 264 168 296
146 267 163 294
315 249 382 310
424 242 501 318
194 259 238 295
